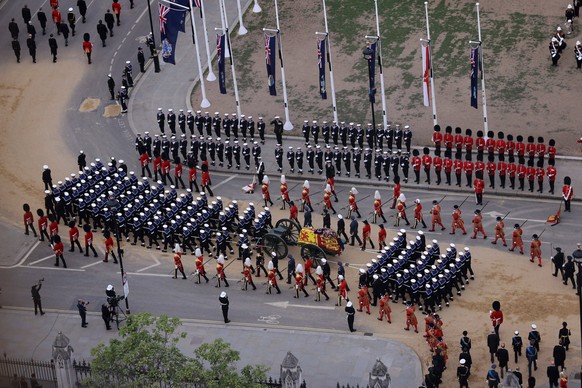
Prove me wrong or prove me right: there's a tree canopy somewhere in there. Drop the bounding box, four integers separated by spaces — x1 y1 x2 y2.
87 313 268 387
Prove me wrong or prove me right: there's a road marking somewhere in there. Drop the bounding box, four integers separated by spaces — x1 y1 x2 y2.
27 255 56 266
20 266 85 272
213 175 237 189
136 255 160 272
265 301 336 310
81 260 103 269
1 240 42 268
257 315 280 325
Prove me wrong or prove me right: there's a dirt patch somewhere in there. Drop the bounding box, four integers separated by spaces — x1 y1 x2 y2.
103 104 122 117
79 98 100 112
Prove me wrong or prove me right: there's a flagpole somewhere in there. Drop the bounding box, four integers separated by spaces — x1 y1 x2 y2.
476 2 489 133
272 0 293 130
253 0 262 13
200 0 216 81
373 0 388 128
219 0 230 58
219 0 242 118
322 0 338 124
236 0 248 35
424 1 438 126
184 0 210 108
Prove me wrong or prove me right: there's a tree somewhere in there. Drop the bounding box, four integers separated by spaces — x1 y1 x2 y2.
86 313 268 387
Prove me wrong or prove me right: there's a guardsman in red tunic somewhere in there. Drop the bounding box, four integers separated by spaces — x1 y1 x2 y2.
506 134 516 159
336 274 348 306
172 244 187 279
453 158 463 187
471 209 487 239
444 157 453 186
327 177 338 202
498 160 507 189
294 264 309 298
378 224 387 248
103 231 118 263
526 161 536 192
536 136 546 166
194 249 209 283
526 135 536 164
83 224 98 257
348 187 361 218
361 220 374 250
358 286 371 314
22 204 37 237
301 180 311 212
267 261 282 294
473 176 485 206
289 201 299 223
422 147 432 184
68 220 82 252
475 159 485 181
153 153 162 182
516 135 526 163
535 161 545 193
303 256 316 286
464 128 473 158
496 132 507 161
443 126 453 157
509 223 524 254
52 8 62 31
412 199 427 229
37 209 50 242
261 175 274 207
323 184 336 214
52 235 67 267
242 258 257 290
201 163 213 196
139 151 151 178
49 215 59 243
476 130 486 161
433 154 443 185
377 293 391 323
562 176 573 212
391 177 401 209
429 200 445 231
546 160 557 194
161 156 173 185
111 0 122 26
463 156 474 188
432 125 442 155
280 175 289 210
50 0 59 9
404 303 419 333
530 234 542 267
394 194 410 227
450 205 467 235
373 190 386 223
486 131 496 160
314 265 329 301
508 162 517 190
517 163 527 191
188 163 199 192
411 149 421 184
547 139 556 165
174 157 186 189
215 254 229 287
486 156 496 189
454 127 464 158
492 216 507 246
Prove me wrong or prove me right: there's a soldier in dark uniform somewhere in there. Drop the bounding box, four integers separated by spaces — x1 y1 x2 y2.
196 111 205 136
144 131 152 156
382 151 390 182
271 116 283 145
170 136 179 161
322 121 330 145
391 151 400 179
331 121 339 145
179 135 187 161
333 147 342 176
356 124 365 149
353 147 362 178
394 124 403 151
177 109 185 134
216 138 224 167
403 125 412 154
401 152 410 183
167 109 176 134
374 150 383 181
275 144 283 172
233 140 241 169
366 124 375 150
306 145 315 174
311 120 320 144
231 113 239 139
348 123 357 148
252 141 261 167
287 146 295 173
364 148 372 179
48 33 58 62
340 122 348 147
343 147 352 177
257 117 266 144
156 108 165 133
224 140 233 168
296 147 304 174
211 112 220 137
315 145 324 174
37 9 48 35
376 124 385 150
203 112 212 137
384 124 393 151
302 120 310 143
242 143 251 170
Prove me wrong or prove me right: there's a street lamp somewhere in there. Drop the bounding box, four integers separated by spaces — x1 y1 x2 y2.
362 45 376 143
146 0 161 73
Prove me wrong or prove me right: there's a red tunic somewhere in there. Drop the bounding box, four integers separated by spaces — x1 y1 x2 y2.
289 204 298 220
348 193 357 210
433 157 443 172
444 158 453 172
422 155 432 169
378 228 386 244
280 183 289 201
453 159 463 174
475 161 485 175
49 221 59 237
443 133 453 148
508 163 517 177
195 256 206 275
432 132 442 146
38 215 48 232
411 156 421 171
473 178 484 193
464 135 473 152
201 171 211 185
476 137 485 151
139 152 149 167
414 203 423 221
216 263 226 279
174 252 184 271
496 139 506 155
162 159 171 175
362 223 371 238
24 211 34 226
105 236 114 252
53 242 64 256
497 162 507 176
52 10 61 23
268 269 278 288
562 185 574 200
486 162 496 176
112 1 122 14
454 134 464 150
69 226 79 241
85 231 93 245
189 166 197 182
463 161 474 173
82 41 92 54
174 163 183 178
486 138 496 153
490 310 503 327
153 156 162 172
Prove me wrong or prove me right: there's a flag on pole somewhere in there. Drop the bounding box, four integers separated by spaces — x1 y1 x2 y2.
189 0 203 18
367 42 377 104
265 34 277 96
317 37 327 100
421 42 431 107
470 46 479 109
169 0 188 32
159 2 185 65
217 33 226 94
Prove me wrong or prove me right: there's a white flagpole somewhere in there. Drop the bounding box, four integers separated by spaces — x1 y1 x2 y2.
476 2 489 133
273 0 293 130
253 0 262 13
322 0 338 124
199 0 216 81
219 0 230 58
424 1 438 126
219 0 242 118
236 0 248 35
373 0 388 128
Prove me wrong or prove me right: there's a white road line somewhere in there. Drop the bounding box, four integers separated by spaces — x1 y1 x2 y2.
81 260 103 269
27 255 56 266
20 266 85 272
136 255 161 272
7 240 41 268
31 0 50 19
213 175 237 189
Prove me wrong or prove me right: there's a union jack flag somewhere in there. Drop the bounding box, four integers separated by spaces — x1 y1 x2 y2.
159 3 170 34
216 35 222 63
317 39 323 68
265 35 272 65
